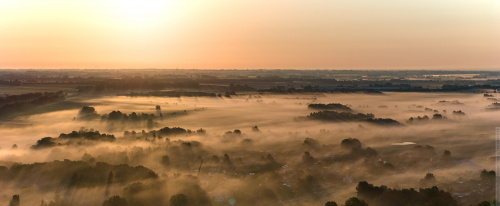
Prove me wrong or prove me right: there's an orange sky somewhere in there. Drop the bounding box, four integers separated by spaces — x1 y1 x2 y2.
0 0 499 70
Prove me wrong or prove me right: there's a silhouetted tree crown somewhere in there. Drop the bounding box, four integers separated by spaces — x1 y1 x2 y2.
324 201 338 206
161 155 170 167
102 195 127 206
442 150 451 158
344 197 368 206
303 137 320 149
477 201 493 206
252 125 260 131
308 103 353 112
170 194 188 206
223 153 233 166
341 138 362 151
356 181 456 206
302 151 315 164
420 173 437 187
480 169 495 181
9 194 20 206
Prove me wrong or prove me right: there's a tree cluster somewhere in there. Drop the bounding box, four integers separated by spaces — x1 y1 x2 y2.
356 181 457 206
308 103 353 112
0 91 65 118
31 130 115 149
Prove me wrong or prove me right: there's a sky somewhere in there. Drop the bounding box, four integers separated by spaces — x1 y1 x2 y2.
0 0 499 70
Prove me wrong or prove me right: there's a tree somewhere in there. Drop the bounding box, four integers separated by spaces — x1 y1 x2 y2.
341 138 362 151
161 155 170 167
441 150 451 164
179 183 211 205
432 113 445 120
31 137 57 149
355 181 456 206
252 126 260 132
325 201 338 206
424 173 436 181
344 197 368 206
302 151 315 164
129 112 139 122
9 195 20 206
79 106 96 114
442 150 451 158
170 194 188 206
223 153 233 166
476 201 492 206
107 111 123 121
420 173 437 188
241 139 253 146
362 147 377 157
107 172 114 185
266 154 275 162
102 195 127 206
480 169 495 181
147 119 154 131
196 128 206 135
356 181 385 200
78 106 98 120
303 137 320 149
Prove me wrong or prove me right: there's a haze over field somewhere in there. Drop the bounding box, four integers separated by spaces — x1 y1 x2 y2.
0 71 498 205
1 92 498 151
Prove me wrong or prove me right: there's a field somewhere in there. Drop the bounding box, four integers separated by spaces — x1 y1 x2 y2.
0 87 498 205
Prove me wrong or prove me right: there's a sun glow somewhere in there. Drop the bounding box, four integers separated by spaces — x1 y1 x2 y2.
106 0 176 29
0 0 498 69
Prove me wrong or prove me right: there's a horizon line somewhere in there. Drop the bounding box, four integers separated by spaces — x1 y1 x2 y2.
0 68 499 72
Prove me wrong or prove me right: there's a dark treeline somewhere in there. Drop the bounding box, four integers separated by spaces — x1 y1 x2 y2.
3 69 499 95
123 126 203 140
77 106 167 132
122 91 217 98
77 106 159 122
307 111 375 122
257 83 498 94
102 111 158 123
306 111 401 125
31 129 116 149
31 125 200 149
0 92 63 106
79 79 202 92
355 181 457 206
0 91 65 117
76 106 100 120
258 85 384 94
407 113 449 123
324 174 496 206
486 102 500 110
76 106 198 132
303 102 402 126
435 100 464 105
0 160 157 190
76 78 255 94
308 103 354 112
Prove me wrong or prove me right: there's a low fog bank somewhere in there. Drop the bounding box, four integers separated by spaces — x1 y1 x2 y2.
0 92 498 205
